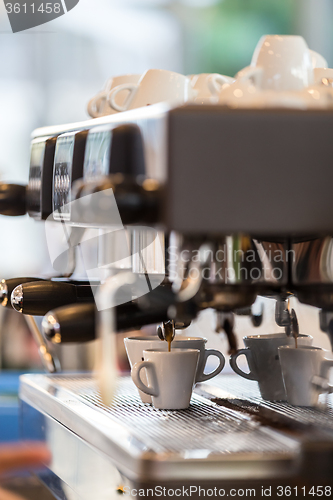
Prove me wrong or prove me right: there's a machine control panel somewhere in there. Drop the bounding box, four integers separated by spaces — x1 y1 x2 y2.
52 130 88 221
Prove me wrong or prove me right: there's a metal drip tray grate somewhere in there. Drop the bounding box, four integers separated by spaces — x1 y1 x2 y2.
198 375 333 432
19 373 302 482
39 375 297 457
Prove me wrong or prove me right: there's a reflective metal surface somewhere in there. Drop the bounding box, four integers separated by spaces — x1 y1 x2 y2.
168 234 289 312
0 279 8 306
42 312 61 344
292 238 333 285
11 284 23 312
20 373 300 490
21 399 132 500
291 237 333 310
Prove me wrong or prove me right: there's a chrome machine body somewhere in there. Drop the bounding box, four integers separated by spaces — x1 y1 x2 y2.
3 103 333 497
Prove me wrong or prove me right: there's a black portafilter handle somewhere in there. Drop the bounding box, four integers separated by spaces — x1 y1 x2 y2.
42 303 96 343
42 283 198 344
42 301 171 344
0 277 97 309
11 281 95 316
0 183 27 216
0 277 46 308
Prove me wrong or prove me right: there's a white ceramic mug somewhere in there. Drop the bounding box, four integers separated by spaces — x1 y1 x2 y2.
217 81 311 109
190 73 234 102
108 69 192 112
297 85 333 108
237 35 314 91
278 346 333 406
87 74 141 118
310 49 328 69
313 68 333 87
229 333 313 401
131 348 199 409
124 336 225 403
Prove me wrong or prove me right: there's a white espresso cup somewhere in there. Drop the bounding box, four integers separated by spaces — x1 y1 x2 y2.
313 68 333 87
278 346 333 407
310 49 328 69
229 333 313 401
237 35 314 91
189 73 234 102
217 81 311 109
108 69 193 112
131 348 199 409
124 336 225 403
87 74 141 118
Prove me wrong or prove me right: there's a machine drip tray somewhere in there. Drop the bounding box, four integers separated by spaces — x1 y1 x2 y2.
19 374 333 499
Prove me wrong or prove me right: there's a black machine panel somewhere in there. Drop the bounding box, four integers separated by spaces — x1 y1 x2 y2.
83 123 145 180
167 106 333 236
27 135 58 220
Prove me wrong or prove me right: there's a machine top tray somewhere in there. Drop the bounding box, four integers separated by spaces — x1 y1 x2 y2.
20 373 299 482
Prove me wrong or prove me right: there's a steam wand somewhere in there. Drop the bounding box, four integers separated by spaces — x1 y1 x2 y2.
25 315 60 373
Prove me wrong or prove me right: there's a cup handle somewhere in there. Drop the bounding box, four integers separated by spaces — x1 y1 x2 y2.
312 375 333 393
197 349 225 382
237 66 263 87
207 74 234 96
87 91 106 118
311 358 333 394
107 83 138 112
320 358 333 376
131 361 158 397
229 348 257 381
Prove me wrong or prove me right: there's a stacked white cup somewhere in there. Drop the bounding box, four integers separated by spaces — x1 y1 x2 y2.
218 35 332 109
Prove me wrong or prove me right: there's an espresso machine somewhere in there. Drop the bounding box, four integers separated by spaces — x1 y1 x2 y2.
1 99 333 498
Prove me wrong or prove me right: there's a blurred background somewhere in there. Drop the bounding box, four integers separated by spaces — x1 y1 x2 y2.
0 0 331 377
